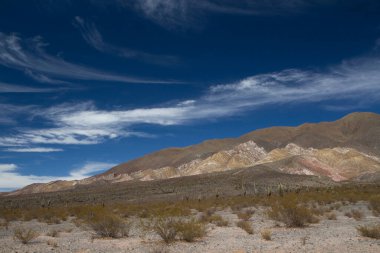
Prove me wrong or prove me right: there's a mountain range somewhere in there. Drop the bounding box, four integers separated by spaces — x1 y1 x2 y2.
7 112 380 196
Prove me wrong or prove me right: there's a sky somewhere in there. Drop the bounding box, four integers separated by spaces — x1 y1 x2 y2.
0 0 380 191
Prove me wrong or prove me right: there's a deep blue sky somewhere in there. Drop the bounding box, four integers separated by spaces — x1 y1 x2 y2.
0 0 380 191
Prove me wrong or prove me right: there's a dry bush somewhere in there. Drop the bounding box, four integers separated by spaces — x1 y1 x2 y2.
13 227 39 244
301 235 309 245
0 219 9 230
351 210 364 221
46 229 60 237
149 246 170 253
326 212 337 220
149 217 178 244
267 198 318 228
357 224 380 239
236 220 253 234
369 196 380 216
175 219 206 242
199 213 228 227
236 210 254 221
47 239 58 248
89 214 130 238
261 229 272 240
344 211 353 218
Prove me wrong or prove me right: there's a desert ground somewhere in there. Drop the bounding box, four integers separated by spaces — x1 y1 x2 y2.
1 195 380 253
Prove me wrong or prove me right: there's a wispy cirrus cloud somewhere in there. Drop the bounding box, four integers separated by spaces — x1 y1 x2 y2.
0 82 59 93
5 147 63 153
73 16 178 65
126 0 318 29
0 104 37 125
0 53 379 148
0 33 172 84
0 162 115 190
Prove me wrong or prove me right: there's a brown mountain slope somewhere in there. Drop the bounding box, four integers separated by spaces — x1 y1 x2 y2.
6 112 380 196
108 112 380 175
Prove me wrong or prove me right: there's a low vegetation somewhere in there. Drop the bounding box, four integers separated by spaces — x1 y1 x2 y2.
145 216 207 243
326 212 337 220
267 196 318 227
236 220 254 234
175 219 207 242
147 217 178 244
199 213 228 227
46 229 60 237
261 229 272 240
236 209 254 221
357 224 380 239
89 213 130 238
13 227 39 244
0 219 9 230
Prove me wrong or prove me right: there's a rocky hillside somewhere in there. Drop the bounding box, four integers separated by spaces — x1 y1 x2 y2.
7 112 380 196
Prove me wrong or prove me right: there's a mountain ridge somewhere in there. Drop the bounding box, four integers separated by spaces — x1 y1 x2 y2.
7 112 380 196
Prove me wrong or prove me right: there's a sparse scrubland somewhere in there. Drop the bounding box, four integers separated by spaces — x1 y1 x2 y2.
1 184 380 252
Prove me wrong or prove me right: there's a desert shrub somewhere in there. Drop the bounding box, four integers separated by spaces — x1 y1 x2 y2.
357 224 380 239
46 239 58 248
89 214 130 238
0 219 9 230
46 229 60 237
149 246 169 253
13 227 39 244
267 198 317 227
149 217 178 244
175 219 206 242
326 212 337 220
351 210 364 221
236 220 253 234
261 229 272 240
369 196 380 216
199 213 228 227
236 210 254 221
344 211 352 218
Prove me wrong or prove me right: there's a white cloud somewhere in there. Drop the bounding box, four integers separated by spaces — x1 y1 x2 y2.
0 33 172 84
73 17 177 65
0 162 115 190
0 54 379 147
0 164 17 172
5 147 63 153
68 162 116 179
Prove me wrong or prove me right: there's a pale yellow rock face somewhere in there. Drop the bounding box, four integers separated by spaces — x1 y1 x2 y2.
118 141 380 183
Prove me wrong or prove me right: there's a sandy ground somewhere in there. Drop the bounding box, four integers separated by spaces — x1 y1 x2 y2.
1 202 379 253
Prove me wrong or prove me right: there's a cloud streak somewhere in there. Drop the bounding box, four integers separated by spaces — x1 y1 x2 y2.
0 162 115 190
127 0 316 29
0 33 172 84
5 147 63 153
73 17 178 65
0 82 59 93
0 54 379 148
